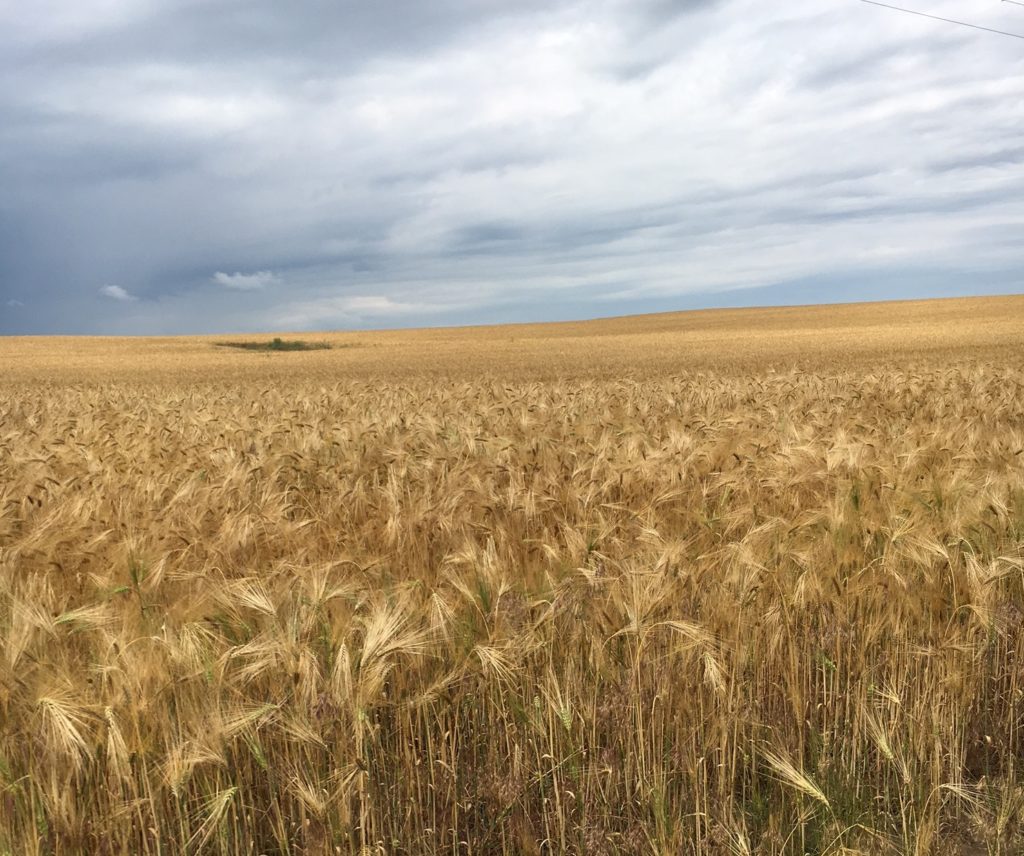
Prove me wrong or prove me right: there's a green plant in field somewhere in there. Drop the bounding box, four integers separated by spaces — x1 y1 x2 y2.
216 337 331 352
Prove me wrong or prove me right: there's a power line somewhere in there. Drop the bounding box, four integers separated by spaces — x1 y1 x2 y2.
860 0 1024 39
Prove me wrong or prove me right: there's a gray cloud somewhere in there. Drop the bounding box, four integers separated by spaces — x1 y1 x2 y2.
1 0 1023 334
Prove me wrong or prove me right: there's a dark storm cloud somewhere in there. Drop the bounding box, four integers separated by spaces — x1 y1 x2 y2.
1 0 1023 334
623 0 725 30
800 44 910 91
453 221 529 250
10 0 557 73
929 147 1024 175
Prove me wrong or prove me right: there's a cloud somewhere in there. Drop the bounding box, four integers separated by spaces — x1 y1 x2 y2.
340 295 419 314
98 284 136 301
6 299 24 307
275 294 433 329
2 0 1023 333
213 270 280 290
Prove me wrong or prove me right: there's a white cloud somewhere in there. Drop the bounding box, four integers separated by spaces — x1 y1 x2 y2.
275 294 436 329
6 299 24 307
213 270 280 290
98 284 136 301
341 295 419 314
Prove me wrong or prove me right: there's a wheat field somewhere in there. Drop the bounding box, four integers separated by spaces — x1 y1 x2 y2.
2 295 1024 855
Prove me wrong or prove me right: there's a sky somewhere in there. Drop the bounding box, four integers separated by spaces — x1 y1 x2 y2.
1 0 1022 335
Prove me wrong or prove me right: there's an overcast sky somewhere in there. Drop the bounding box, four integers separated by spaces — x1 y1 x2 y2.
1 0 1022 334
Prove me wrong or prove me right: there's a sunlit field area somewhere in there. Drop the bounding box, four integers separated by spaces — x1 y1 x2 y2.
3 295 1024 855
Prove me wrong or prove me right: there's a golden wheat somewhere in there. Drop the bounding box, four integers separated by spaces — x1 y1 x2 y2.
2 297 1024 854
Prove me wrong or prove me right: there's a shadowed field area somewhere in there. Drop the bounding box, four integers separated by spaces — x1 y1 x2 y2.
2 296 1024 854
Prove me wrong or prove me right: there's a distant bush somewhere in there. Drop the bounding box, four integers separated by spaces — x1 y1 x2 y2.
216 337 331 352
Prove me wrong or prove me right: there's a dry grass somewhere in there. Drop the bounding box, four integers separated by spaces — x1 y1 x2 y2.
1 295 1024 854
